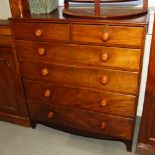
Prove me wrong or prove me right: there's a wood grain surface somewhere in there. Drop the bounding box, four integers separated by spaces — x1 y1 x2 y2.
16 41 141 71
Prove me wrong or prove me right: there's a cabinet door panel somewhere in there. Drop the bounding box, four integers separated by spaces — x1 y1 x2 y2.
149 111 155 142
137 16 155 154
0 49 19 114
0 47 27 116
0 59 18 112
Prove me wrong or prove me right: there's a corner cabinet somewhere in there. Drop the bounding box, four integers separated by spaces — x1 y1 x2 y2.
0 20 30 126
137 15 155 154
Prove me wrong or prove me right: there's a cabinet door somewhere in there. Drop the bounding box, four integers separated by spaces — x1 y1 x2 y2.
142 49 155 146
137 16 155 154
0 47 27 116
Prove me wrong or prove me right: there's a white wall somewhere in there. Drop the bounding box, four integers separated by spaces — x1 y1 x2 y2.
59 0 155 6
0 0 11 19
149 0 155 7
0 0 154 18
59 0 64 6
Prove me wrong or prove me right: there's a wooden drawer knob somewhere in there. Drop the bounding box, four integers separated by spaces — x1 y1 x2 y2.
101 76 109 85
35 29 42 37
38 47 46 56
43 89 51 97
101 52 109 62
101 32 110 42
100 122 107 130
47 111 54 119
41 68 48 76
100 99 108 107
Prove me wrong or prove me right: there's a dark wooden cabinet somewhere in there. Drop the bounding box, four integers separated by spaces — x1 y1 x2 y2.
0 20 30 126
137 15 155 154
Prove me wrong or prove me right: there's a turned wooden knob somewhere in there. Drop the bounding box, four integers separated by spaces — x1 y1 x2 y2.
43 89 51 97
47 111 54 119
100 122 107 130
101 52 109 62
100 99 108 107
41 68 48 76
35 29 42 37
101 76 109 85
38 47 46 56
101 32 110 42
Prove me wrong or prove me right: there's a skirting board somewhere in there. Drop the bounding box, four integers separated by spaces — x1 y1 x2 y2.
0 111 30 127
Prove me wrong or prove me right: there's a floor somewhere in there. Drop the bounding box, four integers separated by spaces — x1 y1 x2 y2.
0 118 140 155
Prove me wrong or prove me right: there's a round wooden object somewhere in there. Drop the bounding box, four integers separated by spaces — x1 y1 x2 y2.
100 122 107 129
43 89 51 97
63 7 148 19
47 111 54 119
100 99 108 107
37 47 46 56
100 52 109 62
41 68 49 76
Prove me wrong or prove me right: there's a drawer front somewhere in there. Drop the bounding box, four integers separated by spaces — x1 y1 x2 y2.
72 24 143 47
12 22 69 41
24 80 136 117
28 101 133 140
16 41 141 71
20 61 139 94
0 26 11 35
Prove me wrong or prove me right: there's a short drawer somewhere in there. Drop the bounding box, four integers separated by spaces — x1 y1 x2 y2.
12 22 69 41
24 80 136 117
20 61 139 94
28 101 133 140
72 24 143 47
16 41 141 71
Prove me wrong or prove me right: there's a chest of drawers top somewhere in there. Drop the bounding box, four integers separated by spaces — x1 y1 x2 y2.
13 22 144 47
12 21 145 48
10 7 148 48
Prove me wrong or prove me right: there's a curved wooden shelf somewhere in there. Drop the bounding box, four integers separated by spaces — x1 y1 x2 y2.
63 7 148 19
64 0 148 19
65 0 139 3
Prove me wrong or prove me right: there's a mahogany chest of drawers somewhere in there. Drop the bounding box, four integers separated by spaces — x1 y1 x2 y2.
10 8 148 152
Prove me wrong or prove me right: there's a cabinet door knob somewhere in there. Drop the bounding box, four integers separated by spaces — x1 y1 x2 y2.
101 52 109 62
100 99 108 107
41 68 48 76
43 89 51 97
101 76 109 85
47 111 54 119
38 47 46 56
35 29 42 37
101 32 110 42
100 122 107 130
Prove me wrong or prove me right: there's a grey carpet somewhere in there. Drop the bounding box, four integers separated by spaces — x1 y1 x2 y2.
0 118 140 155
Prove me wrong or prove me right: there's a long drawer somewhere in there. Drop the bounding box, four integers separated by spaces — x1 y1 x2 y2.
23 80 136 117
72 24 143 47
12 22 70 41
16 41 141 71
28 101 133 140
20 61 139 94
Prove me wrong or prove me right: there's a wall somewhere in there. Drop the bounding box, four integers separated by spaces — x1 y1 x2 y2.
149 0 155 7
0 0 11 19
0 0 154 19
59 0 155 7
0 0 154 116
